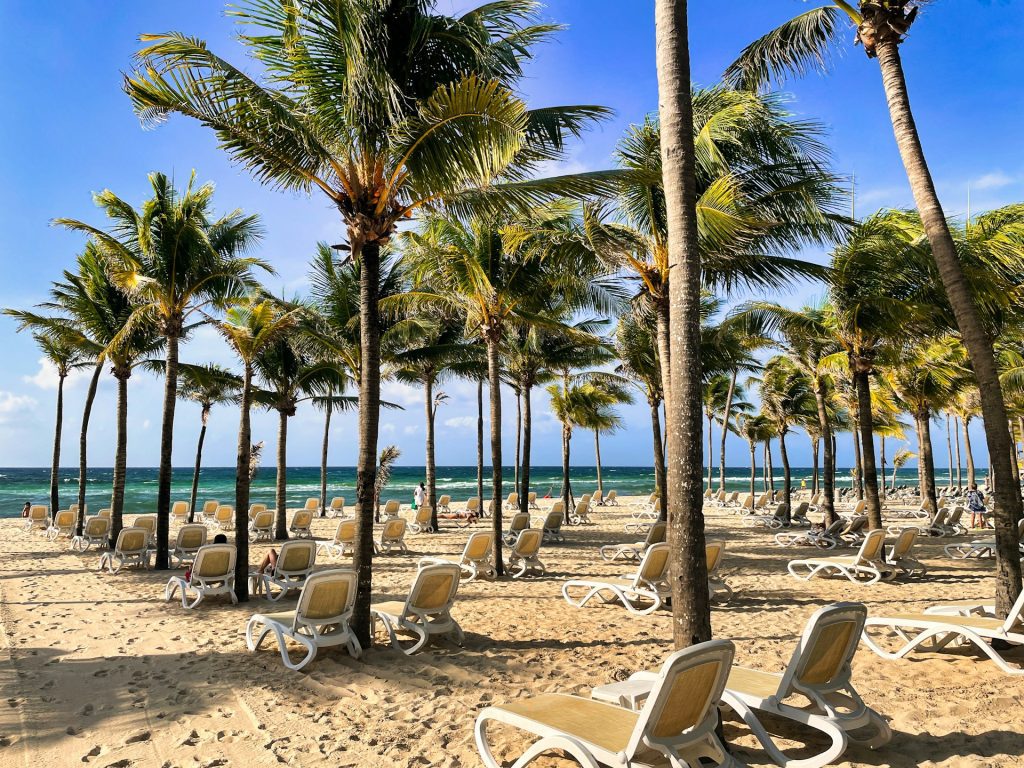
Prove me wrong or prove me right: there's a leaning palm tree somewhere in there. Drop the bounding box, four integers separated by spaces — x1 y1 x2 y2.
735 413 776 498
178 364 241 521
575 379 634 497
727 0 1024 616
126 0 614 640
56 172 265 569
209 299 300 601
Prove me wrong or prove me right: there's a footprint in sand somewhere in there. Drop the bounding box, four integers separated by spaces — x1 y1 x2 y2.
124 730 150 745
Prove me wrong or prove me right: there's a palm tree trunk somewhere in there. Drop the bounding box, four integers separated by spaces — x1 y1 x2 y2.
189 408 209 523
879 436 886 501
778 428 792 522
765 442 774 493
561 423 572 524
424 374 438 532
916 412 938 514
594 430 603 496
1008 421 1020 490
656 0 711 649
854 369 883 529
954 416 963 490
654 297 673 415
155 331 180 570
651 399 668 521
514 390 521 491
352 240 381 645
706 413 714 490
76 362 103 537
110 370 129 547
486 337 504 577
518 384 533 518
875 38 1022 615
748 443 756 497
476 378 484 510
234 365 253 602
320 394 332 517
811 437 820 497
852 411 864 501
891 458 898 493
945 415 955 492
274 408 289 540
963 418 976 487
718 370 736 492
49 373 66 522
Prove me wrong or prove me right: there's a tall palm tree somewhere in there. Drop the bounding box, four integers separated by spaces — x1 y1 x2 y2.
126 0 614 638
727 0 1024 616
56 173 265 568
575 380 634 496
178 363 241 521
209 299 300 601
735 413 776 498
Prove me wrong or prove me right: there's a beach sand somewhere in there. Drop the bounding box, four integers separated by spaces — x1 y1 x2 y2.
0 496 1021 767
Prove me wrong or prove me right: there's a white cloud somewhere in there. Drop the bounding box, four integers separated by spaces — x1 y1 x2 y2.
381 423 396 434
0 391 37 424
444 415 476 430
403 424 419 435
381 381 424 407
142 419 151 430
973 171 1014 191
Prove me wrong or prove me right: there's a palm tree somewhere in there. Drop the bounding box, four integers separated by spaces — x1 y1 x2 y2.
209 299 300 601
891 446 915 491
735 413 776 498
950 389 981 488
310 379 358 518
575 380 634 496
126 1 614 637
727 0 1024 616
178 364 241 521
56 173 265 569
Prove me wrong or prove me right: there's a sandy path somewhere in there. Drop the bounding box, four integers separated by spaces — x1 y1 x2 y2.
0 498 1021 767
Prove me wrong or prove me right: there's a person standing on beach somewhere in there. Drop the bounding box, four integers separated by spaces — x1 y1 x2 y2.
966 483 988 529
413 482 425 510
21 502 30 518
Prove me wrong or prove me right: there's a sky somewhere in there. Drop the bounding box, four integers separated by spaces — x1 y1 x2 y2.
1 0 1023 471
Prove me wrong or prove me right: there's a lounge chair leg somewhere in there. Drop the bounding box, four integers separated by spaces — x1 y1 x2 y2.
474 714 601 768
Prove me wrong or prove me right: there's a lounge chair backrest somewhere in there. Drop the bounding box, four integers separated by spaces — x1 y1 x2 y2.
295 569 357 630
549 499 564 517
192 543 235 580
628 640 735 756
115 527 148 554
464 531 494 561
277 539 316 575
1000 589 1024 632
506 492 518 506
645 521 667 546
68 504 79 515
779 602 867 699
844 515 867 534
248 503 267 520
823 519 846 537
772 502 788 521
593 489 603 503
304 498 319 511
792 501 809 519
890 526 919 558
606 490 617 503
856 529 886 563
171 501 188 518
509 512 530 533
704 488 712 499
573 500 589 518
252 510 274 530
53 510 75 529
466 497 479 513
512 528 543 559
134 516 156 535
383 499 401 517
382 517 406 541
176 524 207 551
330 497 345 512
647 492 658 505
740 494 753 510
415 506 432 525
851 499 866 516
334 519 356 543
437 495 450 507
705 540 725 574
528 492 537 503
946 506 964 526
408 562 461 614
97 508 112 519
637 542 670 584
85 516 110 537
542 510 562 530
202 500 219 515
579 494 591 506
931 507 949 527
216 505 233 522
809 493 820 506
291 509 313 529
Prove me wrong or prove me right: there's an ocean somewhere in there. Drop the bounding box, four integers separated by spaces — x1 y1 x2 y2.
0 465 971 517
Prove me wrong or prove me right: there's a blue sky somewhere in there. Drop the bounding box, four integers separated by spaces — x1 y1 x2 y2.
1 1 1022 470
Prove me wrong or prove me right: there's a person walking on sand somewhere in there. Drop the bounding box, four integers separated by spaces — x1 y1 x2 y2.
966 483 989 529
413 482 425 510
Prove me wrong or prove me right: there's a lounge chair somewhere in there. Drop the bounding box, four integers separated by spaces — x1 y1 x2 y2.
371 562 464 654
839 515 868 545
547 499 565 520
71 515 110 552
198 499 218 523
249 509 274 542
327 497 345 517
885 527 926 578
96 508 112 519
303 497 320 514
419 531 496 582
537 509 565 543
592 489 604 506
603 489 618 506
381 499 401 518
861 589 1024 675
289 509 314 538
133 515 157 549
171 500 189 524
790 501 812 527
466 496 481 516
563 543 670 616
776 518 846 549
98 527 150 573
374 517 409 555
737 493 755 516
475 639 736 768
944 505 968 536
436 495 451 515
507 528 545 578
569 499 593 525
246 569 361 669
169 524 208 567
164 543 237 608
788 529 889 586
591 603 890 767
248 503 268 520
706 540 732 604
503 511 531 545
504 492 520 511
251 539 317 601
600 521 667 562
24 505 48 531
45 509 76 541
743 502 789 530
318 519 356 559
708 488 727 507
409 504 435 534
214 504 234 531
945 518 1024 559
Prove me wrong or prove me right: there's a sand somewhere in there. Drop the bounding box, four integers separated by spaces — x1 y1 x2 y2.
0 496 1022 768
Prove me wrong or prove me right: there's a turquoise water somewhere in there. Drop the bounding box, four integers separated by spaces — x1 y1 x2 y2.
0 465 969 517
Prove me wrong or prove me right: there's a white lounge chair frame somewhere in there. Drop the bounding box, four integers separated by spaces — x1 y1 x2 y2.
371 562 464 654
374 517 409 554
788 529 889 586
775 518 845 549
563 543 670 616
410 504 436 534
164 544 237 608
507 528 545 579
251 539 317 601
503 511 531 545
600 521 667 562
318 518 356 558
169 523 208 567
249 509 274 542
290 509 314 538
71 516 110 552
418 531 496 582
98 527 150 573
46 509 76 541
